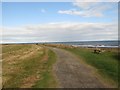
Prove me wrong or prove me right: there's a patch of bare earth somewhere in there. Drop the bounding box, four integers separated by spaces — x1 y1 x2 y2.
50 47 113 88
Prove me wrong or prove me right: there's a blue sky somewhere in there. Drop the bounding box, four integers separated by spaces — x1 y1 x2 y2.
2 2 117 27
1 1 118 43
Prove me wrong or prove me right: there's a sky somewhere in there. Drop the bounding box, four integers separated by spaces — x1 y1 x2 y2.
1 0 118 43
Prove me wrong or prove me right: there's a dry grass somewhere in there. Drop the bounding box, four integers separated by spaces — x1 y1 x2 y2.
2 44 58 88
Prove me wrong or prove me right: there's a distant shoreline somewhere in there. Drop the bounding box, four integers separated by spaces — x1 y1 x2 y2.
72 45 119 48
1 40 119 48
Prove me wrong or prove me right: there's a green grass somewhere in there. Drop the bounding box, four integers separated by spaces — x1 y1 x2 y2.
33 50 58 88
64 47 119 86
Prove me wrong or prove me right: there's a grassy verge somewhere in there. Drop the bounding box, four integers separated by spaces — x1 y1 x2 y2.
64 47 119 86
2 44 58 88
33 50 58 88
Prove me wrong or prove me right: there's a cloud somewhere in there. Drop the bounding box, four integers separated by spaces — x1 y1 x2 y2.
58 1 114 17
58 9 104 17
58 10 82 15
1 22 118 43
73 1 98 9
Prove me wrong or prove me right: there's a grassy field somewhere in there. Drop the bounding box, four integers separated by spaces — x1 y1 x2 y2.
2 44 58 88
2 44 119 88
64 47 119 86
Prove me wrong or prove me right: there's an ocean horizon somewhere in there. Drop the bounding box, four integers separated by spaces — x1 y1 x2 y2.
1 40 119 48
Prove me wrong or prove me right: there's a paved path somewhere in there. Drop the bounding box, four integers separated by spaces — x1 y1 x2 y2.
50 47 106 88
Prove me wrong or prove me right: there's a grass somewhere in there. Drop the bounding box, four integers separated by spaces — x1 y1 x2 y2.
2 44 58 88
33 50 58 88
2 44 32 53
2 44 32 59
3 44 119 88
64 47 119 86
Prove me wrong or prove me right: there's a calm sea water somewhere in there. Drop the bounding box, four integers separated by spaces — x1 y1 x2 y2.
3 40 119 48
48 40 119 48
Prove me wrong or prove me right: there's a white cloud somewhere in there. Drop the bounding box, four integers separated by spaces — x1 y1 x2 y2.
58 9 104 17
1 22 118 43
58 10 82 15
58 1 115 17
73 1 98 9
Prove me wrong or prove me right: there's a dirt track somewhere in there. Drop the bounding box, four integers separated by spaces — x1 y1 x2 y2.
50 47 107 88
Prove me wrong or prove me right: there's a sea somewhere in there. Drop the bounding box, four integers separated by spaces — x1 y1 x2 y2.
46 40 119 48
2 40 119 48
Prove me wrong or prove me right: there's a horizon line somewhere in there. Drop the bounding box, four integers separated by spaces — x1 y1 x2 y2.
1 40 119 44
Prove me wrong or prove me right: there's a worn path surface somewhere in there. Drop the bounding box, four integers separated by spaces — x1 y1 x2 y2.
50 47 107 88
